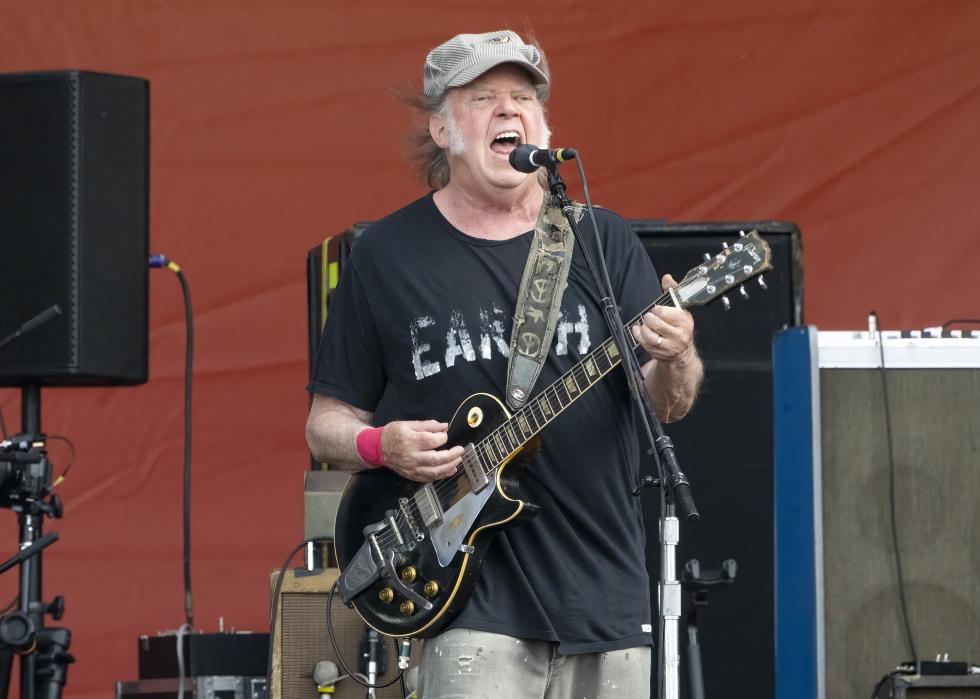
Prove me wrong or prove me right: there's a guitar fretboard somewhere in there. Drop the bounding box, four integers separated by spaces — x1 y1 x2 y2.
474 290 674 473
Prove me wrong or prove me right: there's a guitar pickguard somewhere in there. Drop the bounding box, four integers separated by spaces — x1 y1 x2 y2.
428 483 496 567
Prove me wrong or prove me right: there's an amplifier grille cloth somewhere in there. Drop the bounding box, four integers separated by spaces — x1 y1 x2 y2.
272 569 422 699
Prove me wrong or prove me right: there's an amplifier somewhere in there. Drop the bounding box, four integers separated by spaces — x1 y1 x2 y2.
270 568 423 699
774 329 980 699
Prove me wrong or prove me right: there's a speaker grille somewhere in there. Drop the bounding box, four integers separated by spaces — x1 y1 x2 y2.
822 369 980 698
0 74 79 371
272 569 422 699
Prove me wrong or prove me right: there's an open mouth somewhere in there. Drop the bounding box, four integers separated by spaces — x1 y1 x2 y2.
490 131 522 156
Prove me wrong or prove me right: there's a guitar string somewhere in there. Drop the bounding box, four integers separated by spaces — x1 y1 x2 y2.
371 291 676 551
371 342 615 551
371 319 643 551
374 261 762 551
378 256 765 551
369 251 766 551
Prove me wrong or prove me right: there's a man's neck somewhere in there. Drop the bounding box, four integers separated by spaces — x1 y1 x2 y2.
433 181 544 241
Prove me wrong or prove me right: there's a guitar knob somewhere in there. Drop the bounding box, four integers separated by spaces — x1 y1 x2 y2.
739 285 749 300
423 581 440 598
758 275 768 290
401 566 417 583
721 295 731 311
400 600 415 616
379 587 394 604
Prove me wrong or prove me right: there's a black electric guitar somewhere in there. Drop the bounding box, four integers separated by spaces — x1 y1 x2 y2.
334 231 772 638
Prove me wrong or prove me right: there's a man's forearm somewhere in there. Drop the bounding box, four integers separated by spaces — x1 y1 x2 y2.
305 395 373 467
644 349 704 423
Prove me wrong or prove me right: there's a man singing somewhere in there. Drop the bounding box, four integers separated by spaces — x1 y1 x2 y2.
307 29 703 698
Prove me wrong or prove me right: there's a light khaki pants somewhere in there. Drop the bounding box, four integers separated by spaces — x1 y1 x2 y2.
418 628 651 699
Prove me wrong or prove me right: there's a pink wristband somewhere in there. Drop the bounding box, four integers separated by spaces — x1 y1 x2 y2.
355 426 385 467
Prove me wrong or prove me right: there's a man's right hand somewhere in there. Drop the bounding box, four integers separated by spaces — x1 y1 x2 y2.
380 420 465 482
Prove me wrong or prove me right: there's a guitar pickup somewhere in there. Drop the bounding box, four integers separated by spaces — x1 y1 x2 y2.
461 443 489 493
413 484 444 528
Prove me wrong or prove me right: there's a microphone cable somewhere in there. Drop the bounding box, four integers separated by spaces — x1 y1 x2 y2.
870 311 918 666
150 254 195 628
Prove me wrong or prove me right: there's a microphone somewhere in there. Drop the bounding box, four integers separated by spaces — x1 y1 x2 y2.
404 666 420 696
312 659 340 689
0 304 63 351
509 144 577 173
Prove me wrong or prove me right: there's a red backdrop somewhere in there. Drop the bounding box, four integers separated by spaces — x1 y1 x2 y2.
0 1 978 695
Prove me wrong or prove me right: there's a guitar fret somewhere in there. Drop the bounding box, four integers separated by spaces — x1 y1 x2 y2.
593 348 609 373
518 413 532 436
505 423 518 447
585 357 598 378
553 385 567 409
541 395 553 417
492 431 506 456
475 446 491 475
572 369 586 391
563 375 579 397
606 342 619 359
531 403 545 428
484 437 500 463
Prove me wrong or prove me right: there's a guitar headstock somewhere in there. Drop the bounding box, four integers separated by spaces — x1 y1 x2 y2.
673 230 773 309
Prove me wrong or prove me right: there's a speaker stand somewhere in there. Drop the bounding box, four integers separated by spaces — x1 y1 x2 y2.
0 382 75 699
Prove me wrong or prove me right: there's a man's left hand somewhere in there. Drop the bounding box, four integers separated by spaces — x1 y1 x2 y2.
631 274 695 363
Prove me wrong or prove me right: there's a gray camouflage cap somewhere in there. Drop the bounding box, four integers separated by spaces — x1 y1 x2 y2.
423 30 549 98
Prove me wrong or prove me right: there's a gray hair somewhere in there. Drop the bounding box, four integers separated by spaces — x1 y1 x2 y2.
402 44 551 191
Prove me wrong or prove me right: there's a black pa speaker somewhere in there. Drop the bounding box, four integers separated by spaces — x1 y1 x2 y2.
634 221 802 699
0 70 149 386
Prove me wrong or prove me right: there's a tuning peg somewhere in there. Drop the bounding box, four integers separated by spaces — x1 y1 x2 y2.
757 275 767 290
721 295 731 311
739 285 749 300
722 241 729 249
738 230 746 237
703 253 711 262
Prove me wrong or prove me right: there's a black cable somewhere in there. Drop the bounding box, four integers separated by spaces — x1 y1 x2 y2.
869 670 898 699
172 267 194 629
573 154 653 493
873 312 918 664
47 435 75 483
940 318 980 331
151 255 195 628
0 594 18 614
325 581 405 690
574 153 671 699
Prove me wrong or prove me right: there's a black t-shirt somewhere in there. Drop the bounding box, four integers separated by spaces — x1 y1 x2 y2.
309 193 660 654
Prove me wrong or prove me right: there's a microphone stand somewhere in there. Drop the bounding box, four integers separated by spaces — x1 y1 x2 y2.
542 164 698 699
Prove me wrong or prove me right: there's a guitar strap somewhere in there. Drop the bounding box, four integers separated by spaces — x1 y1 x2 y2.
505 192 584 411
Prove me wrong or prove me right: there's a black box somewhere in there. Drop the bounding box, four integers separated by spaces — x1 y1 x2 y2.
138 632 269 679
